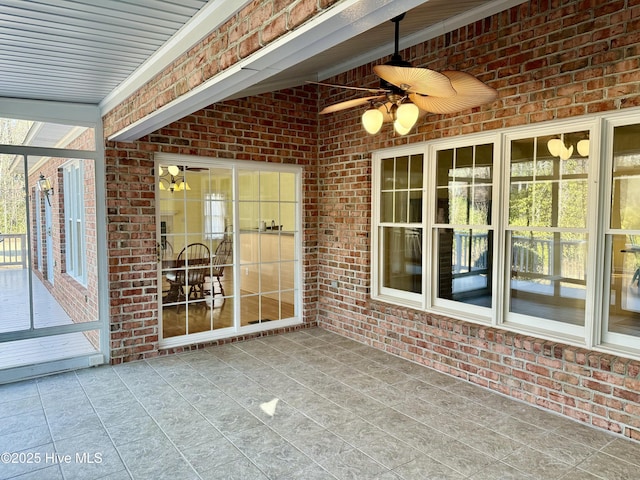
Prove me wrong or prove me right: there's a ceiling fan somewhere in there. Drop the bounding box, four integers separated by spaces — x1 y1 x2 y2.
315 13 498 135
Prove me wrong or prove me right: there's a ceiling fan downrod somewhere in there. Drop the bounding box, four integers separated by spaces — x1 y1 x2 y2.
388 13 411 68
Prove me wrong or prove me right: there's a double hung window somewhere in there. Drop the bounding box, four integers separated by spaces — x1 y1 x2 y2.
63 160 86 285
374 150 424 303
433 142 495 313
372 109 640 358
604 121 640 348
505 130 592 338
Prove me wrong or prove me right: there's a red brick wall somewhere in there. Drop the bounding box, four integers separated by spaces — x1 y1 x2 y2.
103 0 340 138
316 0 640 440
105 88 319 363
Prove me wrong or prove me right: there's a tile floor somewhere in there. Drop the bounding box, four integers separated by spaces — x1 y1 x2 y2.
1 328 639 480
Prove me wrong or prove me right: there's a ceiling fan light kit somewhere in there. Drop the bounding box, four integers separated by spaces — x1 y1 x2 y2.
316 13 498 136
396 102 420 129
547 137 590 160
362 107 384 134
159 165 191 192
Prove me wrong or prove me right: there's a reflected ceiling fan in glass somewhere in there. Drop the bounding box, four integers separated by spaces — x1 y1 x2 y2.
158 165 190 192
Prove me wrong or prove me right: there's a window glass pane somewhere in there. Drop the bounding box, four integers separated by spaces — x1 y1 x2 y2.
75 221 83 277
608 234 640 336
280 203 295 232
470 186 492 225
381 192 393 223
436 150 453 188
509 134 588 229
382 158 394 190
558 177 588 229
509 230 586 326
260 171 279 202
395 156 409 189
394 191 408 223
239 171 259 201
561 156 589 176
409 191 422 223
409 154 423 189
280 236 296 261
606 123 640 340
535 136 554 176
437 228 492 307
239 201 259 231
457 146 473 168
511 137 534 164
611 124 640 230
280 172 296 202
476 144 493 168
448 185 470 225
381 227 421 293
436 144 493 227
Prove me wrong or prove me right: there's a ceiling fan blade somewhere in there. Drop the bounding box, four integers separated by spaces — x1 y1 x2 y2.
320 96 385 114
409 71 498 114
306 81 388 94
373 65 456 98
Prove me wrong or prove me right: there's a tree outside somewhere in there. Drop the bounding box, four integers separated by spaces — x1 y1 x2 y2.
0 118 32 236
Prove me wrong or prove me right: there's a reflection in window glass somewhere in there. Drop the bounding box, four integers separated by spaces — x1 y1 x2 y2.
437 229 492 306
607 124 640 338
608 235 640 337
435 144 494 308
378 153 423 295
381 227 422 294
395 156 409 189
507 132 589 327
507 132 590 327
509 230 587 325
509 133 589 229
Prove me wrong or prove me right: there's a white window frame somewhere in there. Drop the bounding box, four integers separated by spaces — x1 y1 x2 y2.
371 107 640 361
63 160 87 286
427 134 500 324
599 110 640 353
155 154 303 349
500 119 599 344
371 144 426 309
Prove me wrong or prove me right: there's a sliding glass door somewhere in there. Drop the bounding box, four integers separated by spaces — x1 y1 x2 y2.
157 156 301 347
0 151 104 381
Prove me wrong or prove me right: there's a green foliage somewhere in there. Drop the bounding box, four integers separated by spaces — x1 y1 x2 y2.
0 118 31 234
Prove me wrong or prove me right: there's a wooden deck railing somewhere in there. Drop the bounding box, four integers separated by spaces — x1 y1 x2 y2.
0 233 27 268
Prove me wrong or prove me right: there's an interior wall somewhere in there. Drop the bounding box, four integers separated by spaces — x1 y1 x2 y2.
316 0 640 440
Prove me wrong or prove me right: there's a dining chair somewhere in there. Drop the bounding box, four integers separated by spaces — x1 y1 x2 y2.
209 234 233 299
167 242 211 303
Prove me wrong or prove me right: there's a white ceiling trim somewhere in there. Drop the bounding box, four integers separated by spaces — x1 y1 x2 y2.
0 97 100 126
109 0 430 142
99 0 251 115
